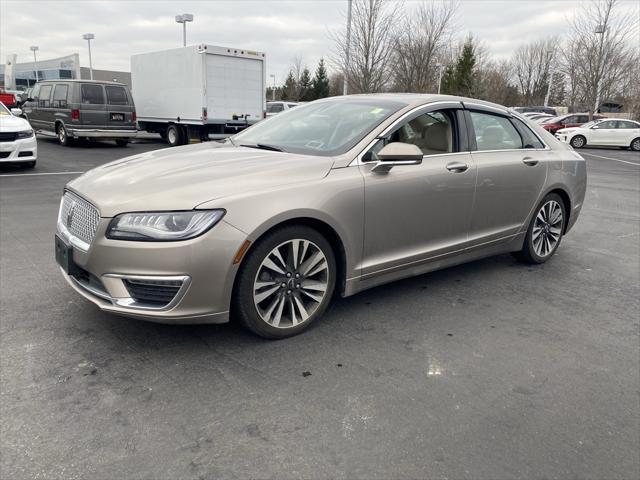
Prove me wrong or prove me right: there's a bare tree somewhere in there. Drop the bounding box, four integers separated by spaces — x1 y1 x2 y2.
392 0 458 92
512 37 558 106
561 0 638 112
475 59 520 106
331 0 402 93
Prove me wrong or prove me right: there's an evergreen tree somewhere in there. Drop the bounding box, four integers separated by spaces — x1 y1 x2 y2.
312 58 330 99
281 71 297 101
299 67 313 101
441 65 457 95
454 37 477 97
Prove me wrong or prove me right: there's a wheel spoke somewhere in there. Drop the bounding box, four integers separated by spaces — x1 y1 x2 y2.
301 280 327 292
300 288 323 303
254 284 281 304
294 296 310 321
306 259 328 278
263 257 286 274
300 250 324 276
271 296 286 327
291 240 300 269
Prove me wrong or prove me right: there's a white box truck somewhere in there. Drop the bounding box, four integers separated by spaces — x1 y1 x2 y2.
131 44 266 146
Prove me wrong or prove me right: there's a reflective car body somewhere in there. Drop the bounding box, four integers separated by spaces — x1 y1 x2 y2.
56 94 587 325
0 101 37 166
556 118 640 150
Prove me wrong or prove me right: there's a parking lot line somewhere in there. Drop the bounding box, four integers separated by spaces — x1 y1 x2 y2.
0 171 85 178
581 152 640 166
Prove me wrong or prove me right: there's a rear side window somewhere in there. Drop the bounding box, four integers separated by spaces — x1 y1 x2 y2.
577 115 589 123
52 85 68 108
470 111 523 151
105 86 129 105
618 121 639 129
511 118 545 149
38 85 52 107
81 84 105 104
267 103 284 113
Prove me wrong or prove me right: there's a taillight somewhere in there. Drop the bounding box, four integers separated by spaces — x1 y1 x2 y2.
202 108 207 121
132 111 136 122
71 109 80 121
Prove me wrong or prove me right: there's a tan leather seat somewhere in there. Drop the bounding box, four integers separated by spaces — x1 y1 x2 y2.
417 122 452 155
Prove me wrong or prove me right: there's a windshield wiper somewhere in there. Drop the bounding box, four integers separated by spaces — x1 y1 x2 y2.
239 143 286 152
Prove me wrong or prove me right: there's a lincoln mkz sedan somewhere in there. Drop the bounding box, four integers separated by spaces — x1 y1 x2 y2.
55 94 587 338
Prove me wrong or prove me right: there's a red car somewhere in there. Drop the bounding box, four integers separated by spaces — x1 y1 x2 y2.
541 113 605 134
0 88 16 108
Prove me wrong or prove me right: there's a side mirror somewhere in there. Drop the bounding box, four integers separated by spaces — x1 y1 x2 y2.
10 108 23 116
371 142 423 173
591 125 600 129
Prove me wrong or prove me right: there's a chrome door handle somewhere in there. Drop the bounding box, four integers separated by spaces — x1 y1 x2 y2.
446 161 469 173
522 157 539 166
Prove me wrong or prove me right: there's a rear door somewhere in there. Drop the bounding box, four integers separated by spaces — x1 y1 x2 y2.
205 54 263 122
79 84 108 127
467 108 549 245
105 85 135 128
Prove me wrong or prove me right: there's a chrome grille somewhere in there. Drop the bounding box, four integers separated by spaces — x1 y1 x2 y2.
59 192 100 246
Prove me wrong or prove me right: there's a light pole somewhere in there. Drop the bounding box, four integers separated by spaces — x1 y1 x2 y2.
270 74 276 101
593 24 606 115
30 46 39 84
175 14 194 47
82 33 95 80
343 0 353 95
436 63 444 94
544 57 555 107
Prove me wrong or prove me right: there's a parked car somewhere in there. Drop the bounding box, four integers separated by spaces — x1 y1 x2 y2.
532 113 555 123
266 101 300 117
0 101 37 168
0 88 17 108
540 113 605 134
55 94 586 338
556 119 640 151
22 80 136 146
513 106 557 116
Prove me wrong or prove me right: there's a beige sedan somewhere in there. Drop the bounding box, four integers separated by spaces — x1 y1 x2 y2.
56 94 587 338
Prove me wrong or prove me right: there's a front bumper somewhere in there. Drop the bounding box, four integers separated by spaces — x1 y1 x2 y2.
555 133 569 143
68 128 137 139
57 216 247 324
0 135 37 163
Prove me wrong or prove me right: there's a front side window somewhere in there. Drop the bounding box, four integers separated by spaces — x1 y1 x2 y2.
52 85 68 108
105 86 129 105
597 120 617 129
470 111 522 151
38 85 52 107
81 84 105 104
390 110 455 156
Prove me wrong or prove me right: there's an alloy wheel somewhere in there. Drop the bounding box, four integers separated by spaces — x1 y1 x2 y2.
532 200 563 258
571 136 585 148
58 127 66 143
253 239 329 328
632 138 640 151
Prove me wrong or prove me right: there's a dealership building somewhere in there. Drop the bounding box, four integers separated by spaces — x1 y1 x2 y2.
1 53 131 88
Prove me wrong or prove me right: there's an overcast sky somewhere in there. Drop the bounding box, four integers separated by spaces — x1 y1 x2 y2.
1 0 639 82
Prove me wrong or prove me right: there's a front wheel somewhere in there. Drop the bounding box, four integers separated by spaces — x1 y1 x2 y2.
234 226 337 339
115 139 129 147
570 135 586 149
513 193 566 265
631 137 640 152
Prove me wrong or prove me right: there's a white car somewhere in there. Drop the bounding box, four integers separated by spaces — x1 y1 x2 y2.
0 102 37 168
266 101 300 118
556 118 640 151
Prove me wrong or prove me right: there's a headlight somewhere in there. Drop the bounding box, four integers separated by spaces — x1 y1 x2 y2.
16 129 34 139
106 210 225 241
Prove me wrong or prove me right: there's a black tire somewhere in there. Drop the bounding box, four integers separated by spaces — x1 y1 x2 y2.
20 161 36 169
115 139 129 147
233 225 337 339
159 131 167 140
570 135 586 149
166 124 183 147
631 137 640 152
513 193 567 265
56 123 72 146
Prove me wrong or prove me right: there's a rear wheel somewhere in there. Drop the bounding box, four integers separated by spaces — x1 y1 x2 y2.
20 161 36 169
166 124 183 147
513 193 566 264
570 135 586 149
234 226 336 339
115 139 129 147
56 124 72 146
631 137 640 152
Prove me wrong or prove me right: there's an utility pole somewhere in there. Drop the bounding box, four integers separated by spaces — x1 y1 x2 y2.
343 0 353 96
436 63 443 94
175 14 194 47
544 62 554 107
270 74 276 101
593 23 606 115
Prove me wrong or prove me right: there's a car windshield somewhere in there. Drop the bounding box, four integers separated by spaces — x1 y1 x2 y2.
233 99 404 156
0 102 9 115
580 120 602 129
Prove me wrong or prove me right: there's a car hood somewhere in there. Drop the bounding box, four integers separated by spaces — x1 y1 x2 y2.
0 114 31 131
67 142 334 217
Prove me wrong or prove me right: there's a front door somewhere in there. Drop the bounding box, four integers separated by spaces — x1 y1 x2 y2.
589 119 619 146
466 110 548 245
359 106 476 277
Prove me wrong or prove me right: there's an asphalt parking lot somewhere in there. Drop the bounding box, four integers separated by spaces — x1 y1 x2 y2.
1 137 639 479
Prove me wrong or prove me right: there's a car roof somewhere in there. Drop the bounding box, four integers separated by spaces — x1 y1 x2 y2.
321 93 510 112
35 79 127 86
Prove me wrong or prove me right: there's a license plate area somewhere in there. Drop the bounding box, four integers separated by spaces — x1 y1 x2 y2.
110 113 125 121
55 234 81 276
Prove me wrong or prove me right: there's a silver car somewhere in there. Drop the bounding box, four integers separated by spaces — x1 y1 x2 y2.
55 94 587 338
